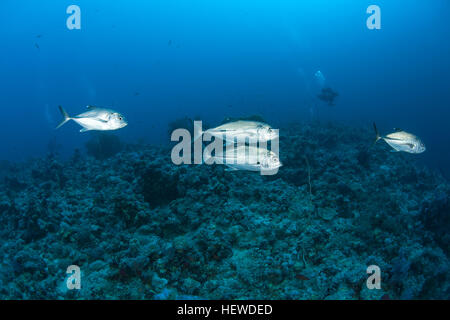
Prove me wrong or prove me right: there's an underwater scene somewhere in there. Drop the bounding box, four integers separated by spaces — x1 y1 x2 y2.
0 0 449 300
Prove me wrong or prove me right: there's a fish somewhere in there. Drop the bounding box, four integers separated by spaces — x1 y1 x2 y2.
204 145 282 172
373 123 425 154
56 105 128 132
317 87 338 106
196 120 278 143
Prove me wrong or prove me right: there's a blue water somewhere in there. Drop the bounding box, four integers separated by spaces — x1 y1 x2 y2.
0 0 449 300
1 0 449 172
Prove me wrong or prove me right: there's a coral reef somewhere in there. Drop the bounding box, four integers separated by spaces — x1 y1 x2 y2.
0 122 449 299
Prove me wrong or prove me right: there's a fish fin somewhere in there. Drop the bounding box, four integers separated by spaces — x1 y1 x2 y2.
390 150 400 153
86 105 95 109
385 137 405 142
373 122 382 144
56 106 71 129
225 166 239 172
80 128 90 133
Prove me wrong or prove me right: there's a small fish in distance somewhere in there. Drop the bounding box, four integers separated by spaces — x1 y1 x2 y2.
56 105 128 132
373 123 425 154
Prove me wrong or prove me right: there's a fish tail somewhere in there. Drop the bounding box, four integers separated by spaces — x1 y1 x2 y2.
373 122 381 144
56 106 71 129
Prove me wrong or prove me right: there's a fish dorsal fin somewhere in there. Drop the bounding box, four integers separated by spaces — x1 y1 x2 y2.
86 105 96 110
393 128 403 132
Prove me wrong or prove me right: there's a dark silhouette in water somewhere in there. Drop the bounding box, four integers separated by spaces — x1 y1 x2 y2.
167 116 211 138
85 133 123 160
167 116 195 137
317 87 339 106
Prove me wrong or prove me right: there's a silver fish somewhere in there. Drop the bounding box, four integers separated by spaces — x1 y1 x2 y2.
196 120 278 143
56 106 128 132
204 145 282 172
374 123 425 154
